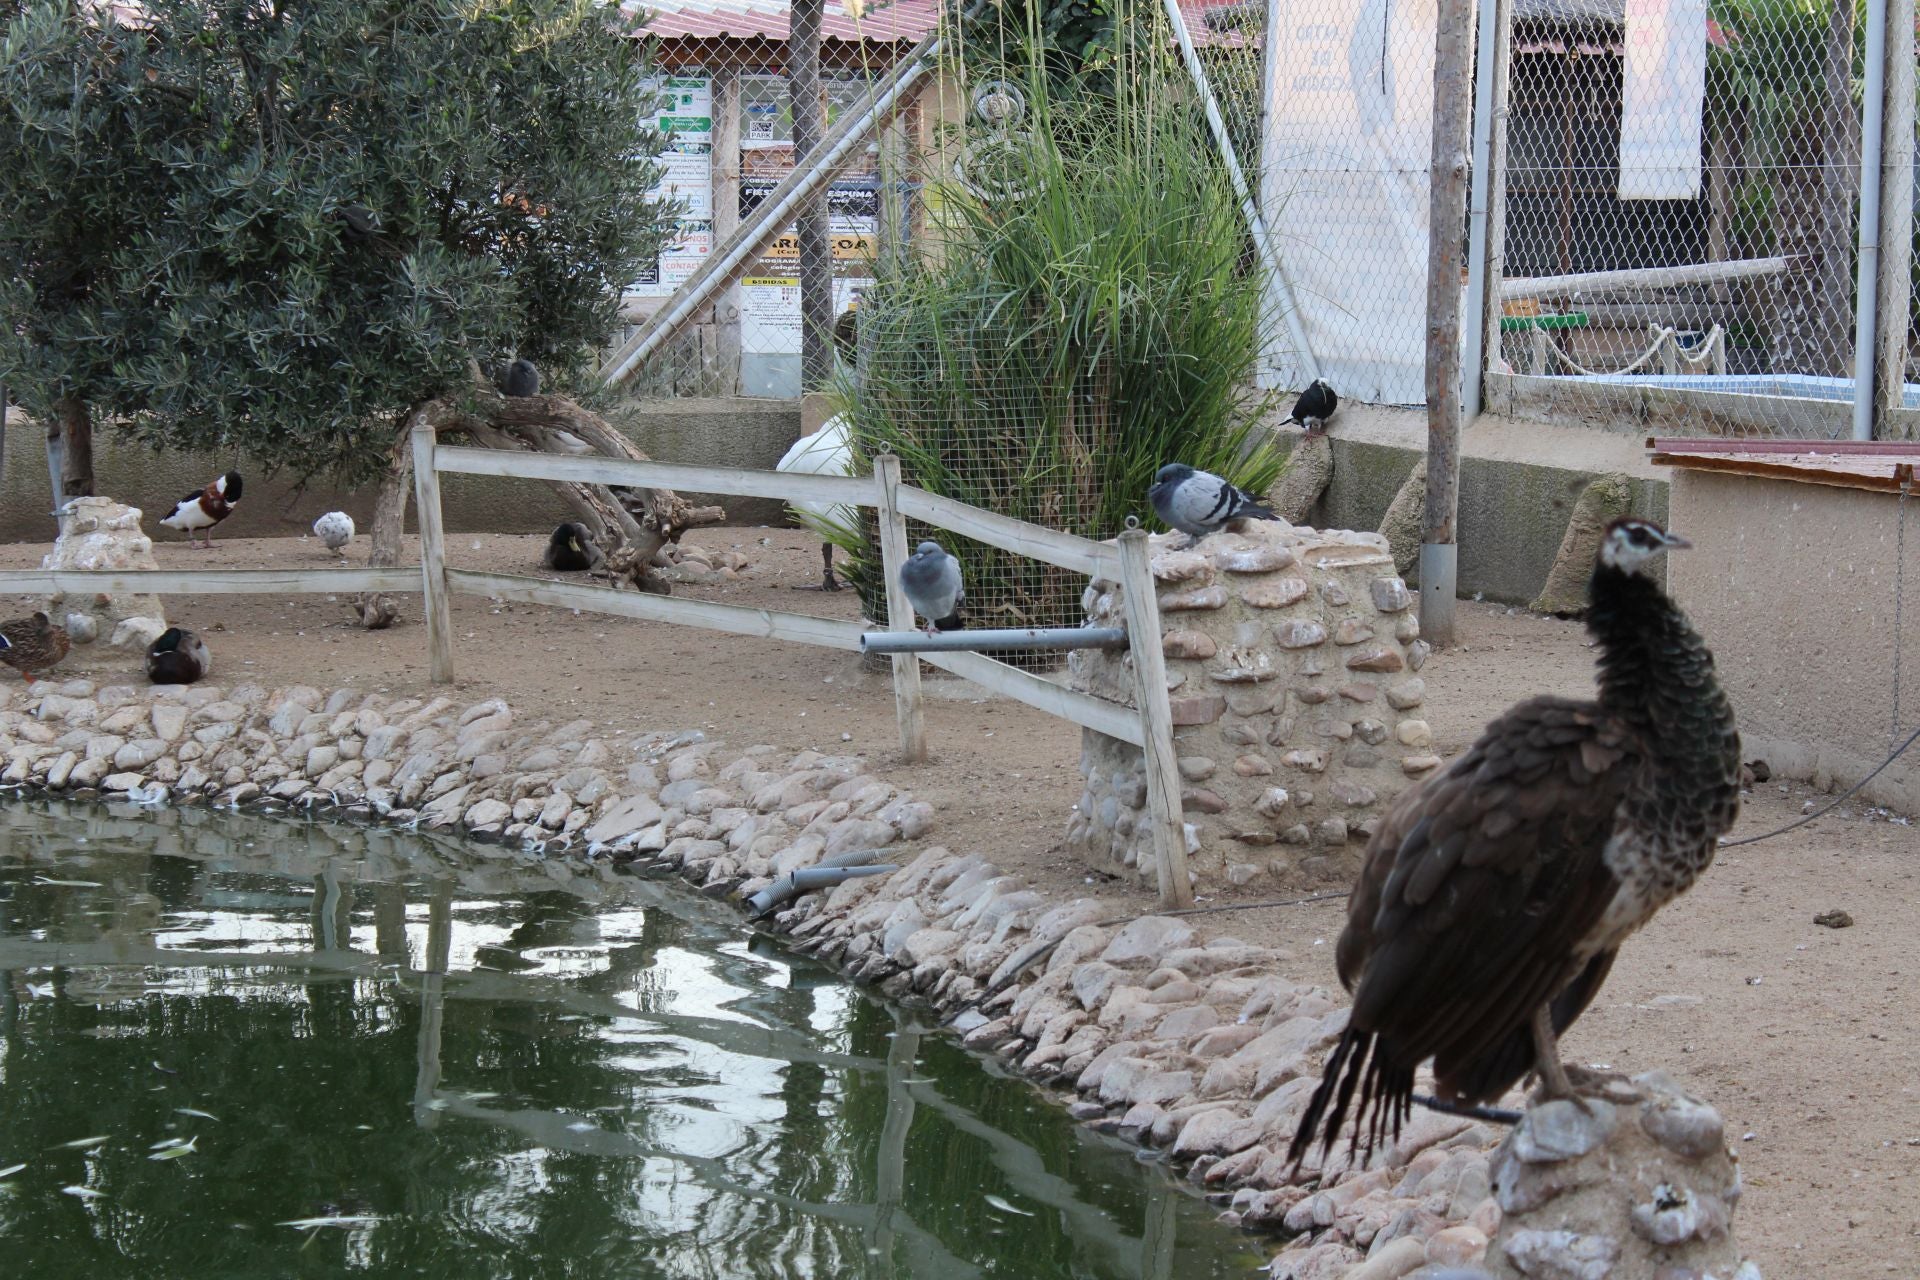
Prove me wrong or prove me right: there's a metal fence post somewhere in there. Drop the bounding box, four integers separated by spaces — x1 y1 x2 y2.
410 423 454 683
873 453 928 762
1116 528 1193 910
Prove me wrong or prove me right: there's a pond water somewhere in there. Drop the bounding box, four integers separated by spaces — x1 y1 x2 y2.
0 798 1265 1279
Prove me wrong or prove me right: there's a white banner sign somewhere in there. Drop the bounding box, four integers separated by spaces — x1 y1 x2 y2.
1620 0 1708 200
1256 0 1445 406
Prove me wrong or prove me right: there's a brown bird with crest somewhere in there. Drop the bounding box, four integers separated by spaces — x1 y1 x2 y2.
0 612 72 684
1290 517 1741 1164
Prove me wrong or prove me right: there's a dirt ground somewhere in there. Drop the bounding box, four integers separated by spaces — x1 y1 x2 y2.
3 523 1917 1275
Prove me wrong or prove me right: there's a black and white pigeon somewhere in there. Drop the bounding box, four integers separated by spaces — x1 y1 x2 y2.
1148 464 1277 541
1285 378 1338 431
899 541 964 636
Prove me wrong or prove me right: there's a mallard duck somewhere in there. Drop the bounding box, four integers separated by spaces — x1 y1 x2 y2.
160 471 242 548
146 627 211 685
542 522 603 572
0 612 71 683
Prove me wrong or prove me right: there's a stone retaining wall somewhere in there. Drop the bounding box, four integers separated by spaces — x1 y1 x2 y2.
0 679 1760 1279
1067 523 1434 890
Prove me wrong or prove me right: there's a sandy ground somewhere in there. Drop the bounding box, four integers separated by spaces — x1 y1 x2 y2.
3 524 1917 1275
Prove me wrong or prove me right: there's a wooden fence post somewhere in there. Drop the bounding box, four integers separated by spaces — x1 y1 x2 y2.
410 422 454 683
1116 527 1193 910
873 453 928 763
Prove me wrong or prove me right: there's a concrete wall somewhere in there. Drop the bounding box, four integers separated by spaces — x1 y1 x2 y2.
1 398 803 544
1667 469 1920 813
1272 404 1670 605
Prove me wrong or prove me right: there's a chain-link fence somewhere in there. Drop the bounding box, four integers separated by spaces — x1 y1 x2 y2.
607 8 933 400
605 0 1914 638
1492 0 1900 439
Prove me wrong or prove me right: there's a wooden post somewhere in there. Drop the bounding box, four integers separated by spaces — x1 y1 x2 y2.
1419 0 1476 647
711 66 744 397
410 423 454 683
1116 528 1193 910
791 0 836 391
1874 0 1916 426
873 454 928 763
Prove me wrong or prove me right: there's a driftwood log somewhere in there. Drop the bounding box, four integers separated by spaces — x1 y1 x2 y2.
352 383 725 628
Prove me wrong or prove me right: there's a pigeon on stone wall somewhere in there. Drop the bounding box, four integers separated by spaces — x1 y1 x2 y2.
1284 378 1339 431
1148 464 1276 542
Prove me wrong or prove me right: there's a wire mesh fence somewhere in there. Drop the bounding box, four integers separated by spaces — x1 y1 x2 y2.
605 0 1915 639
1493 0 1886 439
608 9 931 400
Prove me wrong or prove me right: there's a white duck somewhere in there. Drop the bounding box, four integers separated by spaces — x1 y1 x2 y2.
775 415 857 591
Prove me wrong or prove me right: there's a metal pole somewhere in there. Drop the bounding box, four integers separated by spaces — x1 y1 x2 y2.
1461 0 1510 421
859 626 1129 655
1163 0 1319 381
791 0 835 392
599 33 940 386
1851 0 1891 441
1874 0 1916 422
1421 0 1476 645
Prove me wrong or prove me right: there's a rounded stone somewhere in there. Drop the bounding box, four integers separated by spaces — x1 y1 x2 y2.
1255 787 1290 817
1243 577 1310 609
1274 620 1328 649
1315 818 1349 844
1163 630 1219 660
1217 545 1296 573
1280 824 1312 845
1313 719 1354 740
1281 748 1328 773
1183 788 1229 814
1160 584 1230 612
1370 577 1413 612
1346 644 1405 673
1639 1092 1726 1160
1396 719 1433 748
1177 755 1217 781
1408 639 1432 670
1386 678 1427 710
1403 755 1443 775
1333 619 1376 645
1233 755 1273 777
1353 718 1389 745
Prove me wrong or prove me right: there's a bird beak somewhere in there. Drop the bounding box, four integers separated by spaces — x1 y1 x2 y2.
1659 531 1693 552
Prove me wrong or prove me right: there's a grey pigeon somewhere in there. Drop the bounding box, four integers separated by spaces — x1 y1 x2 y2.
502 358 541 397
1285 378 1338 430
900 541 964 635
1148 464 1277 541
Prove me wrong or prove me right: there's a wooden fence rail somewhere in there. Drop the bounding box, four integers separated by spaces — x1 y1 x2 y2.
419 430 1190 905
0 433 1193 907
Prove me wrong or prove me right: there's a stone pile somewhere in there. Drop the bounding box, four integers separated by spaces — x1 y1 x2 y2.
0 680 930 901
43 497 169 650
1068 522 1434 889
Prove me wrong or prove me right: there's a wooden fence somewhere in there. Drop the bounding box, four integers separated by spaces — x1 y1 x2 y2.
0 432 1192 907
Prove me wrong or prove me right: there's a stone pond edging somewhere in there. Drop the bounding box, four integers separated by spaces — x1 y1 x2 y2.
0 679 1759 1279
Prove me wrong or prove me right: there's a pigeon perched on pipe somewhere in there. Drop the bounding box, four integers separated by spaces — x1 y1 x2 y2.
899 541 965 636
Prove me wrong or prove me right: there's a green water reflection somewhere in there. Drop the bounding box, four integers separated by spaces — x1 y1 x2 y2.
0 798 1264 1279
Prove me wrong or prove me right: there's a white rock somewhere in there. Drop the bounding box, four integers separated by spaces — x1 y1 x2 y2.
1499 1229 1619 1280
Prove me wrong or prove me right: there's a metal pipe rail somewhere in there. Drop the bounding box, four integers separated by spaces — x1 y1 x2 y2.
859 627 1127 655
